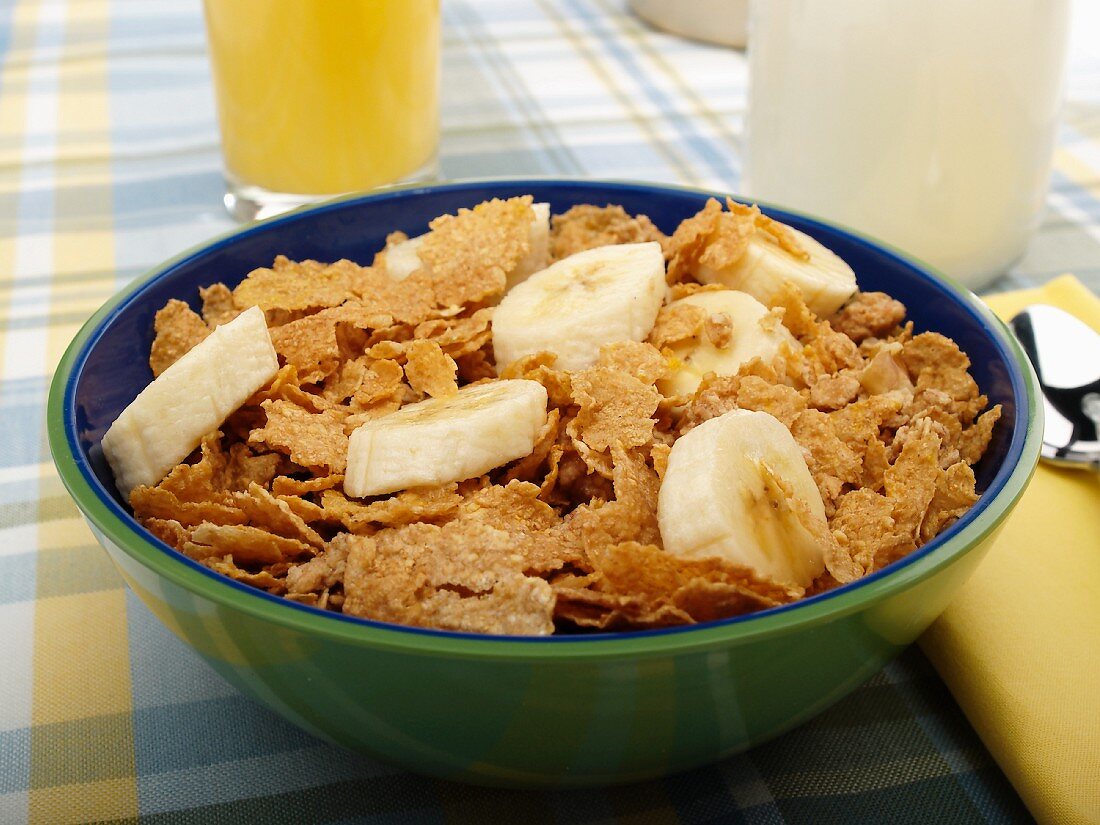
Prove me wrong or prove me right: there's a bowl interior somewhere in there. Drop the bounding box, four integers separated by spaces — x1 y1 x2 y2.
60 179 1029 639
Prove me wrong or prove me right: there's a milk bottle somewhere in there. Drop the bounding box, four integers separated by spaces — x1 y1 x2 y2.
743 0 1070 289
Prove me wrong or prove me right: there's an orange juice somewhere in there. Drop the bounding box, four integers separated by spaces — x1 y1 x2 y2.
203 0 439 197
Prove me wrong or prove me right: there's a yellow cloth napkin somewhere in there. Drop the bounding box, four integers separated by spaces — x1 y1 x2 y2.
920 275 1100 825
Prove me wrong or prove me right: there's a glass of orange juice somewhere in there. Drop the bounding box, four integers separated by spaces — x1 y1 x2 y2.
202 0 440 221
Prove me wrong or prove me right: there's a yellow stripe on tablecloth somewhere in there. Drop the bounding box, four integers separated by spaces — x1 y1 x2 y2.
0 1 114 167
29 589 139 825
0 61 115 167
0 162 129 196
31 590 132 726
0 0 40 371
50 0 114 156
30 778 140 825
28 1 138 822
47 0 117 362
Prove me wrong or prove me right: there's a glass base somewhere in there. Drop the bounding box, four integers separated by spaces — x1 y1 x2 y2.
222 157 439 222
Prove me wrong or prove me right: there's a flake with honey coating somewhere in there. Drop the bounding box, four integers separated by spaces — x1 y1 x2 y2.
901 332 970 378
830 488 911 574
809 374 861 411
404 340 458 398
234 482 325 548
142 517 191 551
648 301 707 350
580 541 799 624
351 359 405 410
960 405 1002 465
556 442 662 553
703 311 734 348
199 283 240 328
920 461 979 543
885 420 942 539
271 474 344 497
769 281 819 339
666 198 756 284
149 300 210 378
249 400 349 472
414 308 494 356
457 479 561 534
421 576 556 636
340 521 559 634
830 291 907 342
320 484 461 532
550 204 666 261
571 368 660 453
352 266 438 325
830 394 906 462
250 365 332 414
184 522 314 566
223 444 282 492
735 376 807 427
552 584 693 631
805 324 864 377
233 256 355 312
321 357 371 404
279 494 326 524
287 540 349 595
596 341 668 385
269 314 342 384
131 436 248 527
419 196 534 308
202 555 287 593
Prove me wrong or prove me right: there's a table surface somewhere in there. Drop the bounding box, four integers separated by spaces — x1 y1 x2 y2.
2 1 1098 823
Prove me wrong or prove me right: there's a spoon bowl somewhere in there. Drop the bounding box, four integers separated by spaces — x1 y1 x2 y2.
1010 304 1100 470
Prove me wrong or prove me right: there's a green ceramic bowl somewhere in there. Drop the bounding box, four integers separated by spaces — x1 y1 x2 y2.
48 180 1041 788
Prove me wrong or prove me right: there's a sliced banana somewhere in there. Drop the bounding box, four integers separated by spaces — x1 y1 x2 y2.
657 409 828 588
695 219 856 318
657 290 797 397
382 202 550 291
102 305 279 498
514 202 551 289
380 234 426 281
492 241 667 373
344 379 548 498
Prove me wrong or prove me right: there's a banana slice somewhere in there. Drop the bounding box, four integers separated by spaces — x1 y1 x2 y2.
345 379 548 497
695 220 857 318
492 241 667 373
657 290 797 397
102 305 279 498
382 202 550 291
380 234 426 281
514 202 551 288
657 409 828 588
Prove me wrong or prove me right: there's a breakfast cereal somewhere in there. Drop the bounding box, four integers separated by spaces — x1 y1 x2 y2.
114 195 1001 636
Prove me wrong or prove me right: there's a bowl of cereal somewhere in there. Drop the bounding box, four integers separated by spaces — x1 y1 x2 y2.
48 179 1040 788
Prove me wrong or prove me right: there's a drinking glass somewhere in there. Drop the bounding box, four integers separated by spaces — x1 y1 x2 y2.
203 0 440 221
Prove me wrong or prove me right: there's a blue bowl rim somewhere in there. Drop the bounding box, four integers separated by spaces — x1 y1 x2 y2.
50 177 1041 656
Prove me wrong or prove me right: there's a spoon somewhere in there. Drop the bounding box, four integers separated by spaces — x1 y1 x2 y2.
1010 304 1100 471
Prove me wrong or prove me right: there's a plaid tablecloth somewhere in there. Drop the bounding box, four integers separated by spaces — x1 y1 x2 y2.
2 1 1098 822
